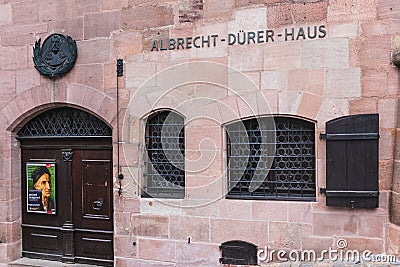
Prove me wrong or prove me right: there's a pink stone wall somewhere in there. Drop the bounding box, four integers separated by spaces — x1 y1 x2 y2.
0 0 399 265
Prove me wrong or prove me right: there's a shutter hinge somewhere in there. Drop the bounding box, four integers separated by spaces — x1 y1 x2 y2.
320 188 327 194
319 133 326 140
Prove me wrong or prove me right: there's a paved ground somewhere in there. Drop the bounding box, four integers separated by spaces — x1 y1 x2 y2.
8 258 101 267
8 258 400 266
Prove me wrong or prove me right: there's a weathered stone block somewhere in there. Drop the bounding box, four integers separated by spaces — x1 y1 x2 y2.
218 199 252 220
302 39 349 69
185 174 223 200
38 0 70 22
329 22 359 38
264 42 302 70
175 242 220 266
121 5 174 30
170 215 209 242
125 61 156 88
377 0 400 20
75 64 104 90
114 211 130 235
325 68 361 98
288 202 313 223
70 0 102 17
183 199 219 217
349 98 377 114
142 28 168 53
378 98 396 129
252 200 287 221
210 218 268 246
328 0 377 23
102 0 128 10
344 237 384 253
358 36 392 69
357 215 385 239
229 7 267 32
84 10 121 39
297 93 323 120
138 239 175 262
179 0 203 23
140 199 183 216
387 224 400 255
361 68 388 97
362 20 400 37
131 214 169 238
278 90 302 114
48 17 84 41
379 129 395 160
267 2 327 28
391 193 400 227
0 5 12 27
288 68 324 96
1 23 47 46
228 44 264 72
312 212 357 236
12 1 38 24
76 39 111 65
82 86 105 112
114 236 136 257
235 0 288 8
191 22 228 59
203 0 234 21
269 222 312 250
261 70 288 90
301 236 334 252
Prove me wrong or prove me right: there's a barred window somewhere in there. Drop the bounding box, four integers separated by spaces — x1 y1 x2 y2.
143 111 185 198
226 116 316 201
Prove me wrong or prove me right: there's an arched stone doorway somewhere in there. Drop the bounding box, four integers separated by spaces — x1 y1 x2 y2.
18 107 114 266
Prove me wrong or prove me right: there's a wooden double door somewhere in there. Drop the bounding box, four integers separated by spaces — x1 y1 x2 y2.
21 138 114 266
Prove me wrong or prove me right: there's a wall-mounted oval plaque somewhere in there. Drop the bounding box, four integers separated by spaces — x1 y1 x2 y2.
33 33 77 78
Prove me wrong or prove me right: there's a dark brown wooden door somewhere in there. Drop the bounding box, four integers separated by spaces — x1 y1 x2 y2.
73 148 113 265
20 138 113 266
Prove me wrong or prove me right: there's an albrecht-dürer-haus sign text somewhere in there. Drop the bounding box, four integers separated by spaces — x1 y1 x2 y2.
151 25 326 51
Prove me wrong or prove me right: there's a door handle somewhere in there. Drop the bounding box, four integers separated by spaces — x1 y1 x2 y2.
92 198 104 211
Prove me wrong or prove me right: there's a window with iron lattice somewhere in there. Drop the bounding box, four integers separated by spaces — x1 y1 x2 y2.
226 116 316 201
143 111 185 198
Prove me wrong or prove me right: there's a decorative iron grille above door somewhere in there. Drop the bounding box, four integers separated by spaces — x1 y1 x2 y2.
18 107 112 137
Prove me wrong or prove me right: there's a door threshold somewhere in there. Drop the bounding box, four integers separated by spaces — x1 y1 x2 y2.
9 258 103 267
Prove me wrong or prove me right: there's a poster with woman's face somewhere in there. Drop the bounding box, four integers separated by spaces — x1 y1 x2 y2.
26 163 56 214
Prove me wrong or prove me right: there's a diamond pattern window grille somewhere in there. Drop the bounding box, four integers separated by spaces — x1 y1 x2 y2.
143 110 185 198
226 116 316 201
17 107 112 137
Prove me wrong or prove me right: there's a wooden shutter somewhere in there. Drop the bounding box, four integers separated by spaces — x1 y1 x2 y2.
220 240 257 265
322 114 379 208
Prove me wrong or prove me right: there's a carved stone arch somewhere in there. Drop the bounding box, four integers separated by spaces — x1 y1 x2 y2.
2 83 116 133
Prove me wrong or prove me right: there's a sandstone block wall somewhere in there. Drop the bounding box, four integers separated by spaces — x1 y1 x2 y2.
0 0 399 265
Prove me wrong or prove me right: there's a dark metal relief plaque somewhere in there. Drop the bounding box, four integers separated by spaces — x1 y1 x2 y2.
33 33 77 78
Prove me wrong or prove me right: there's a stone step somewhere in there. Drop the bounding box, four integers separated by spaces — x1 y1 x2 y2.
8 258 100 267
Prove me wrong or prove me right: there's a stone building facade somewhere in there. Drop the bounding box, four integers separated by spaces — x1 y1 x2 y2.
0 0 399 266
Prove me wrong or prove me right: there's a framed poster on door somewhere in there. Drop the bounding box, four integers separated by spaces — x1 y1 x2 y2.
26 163 56 214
